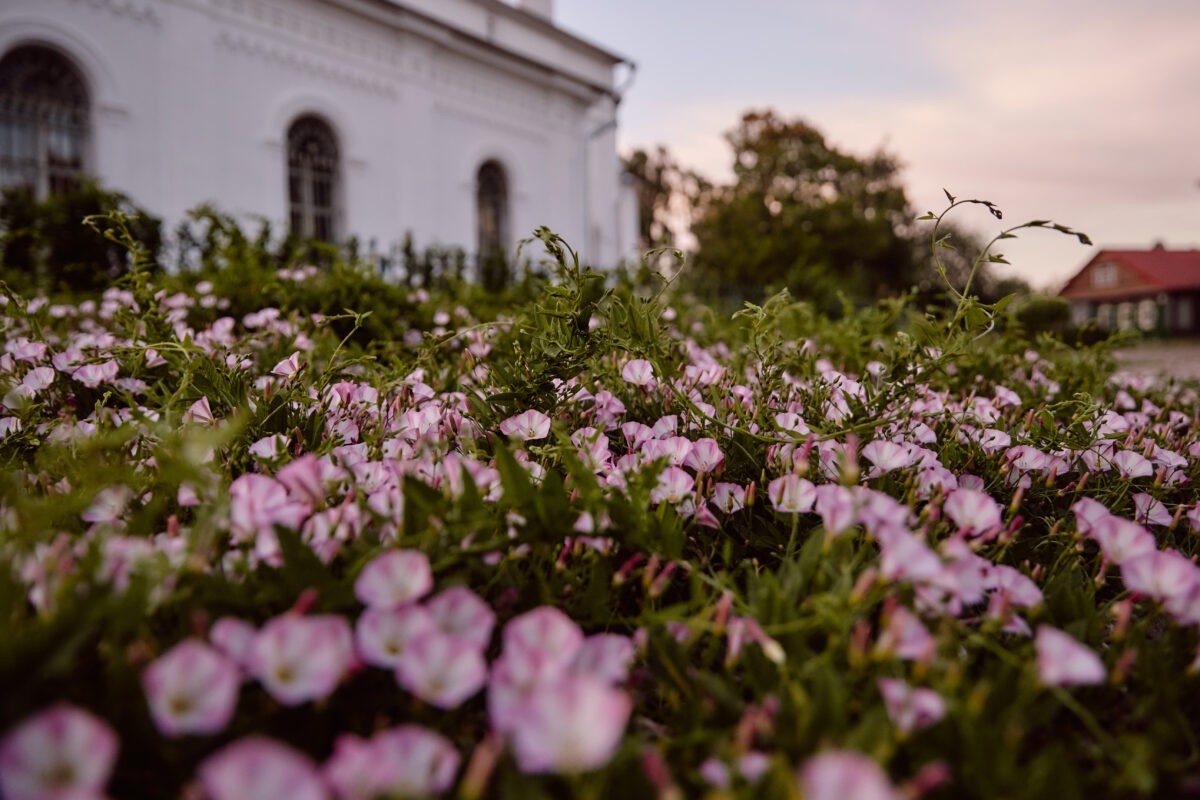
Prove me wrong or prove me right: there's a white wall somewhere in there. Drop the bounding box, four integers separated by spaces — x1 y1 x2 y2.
0 0 636 267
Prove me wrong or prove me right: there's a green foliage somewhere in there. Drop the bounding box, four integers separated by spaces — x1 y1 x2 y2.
0 181 162 294
0 200 1196 800
1014 295 1071 333
689 109 917 310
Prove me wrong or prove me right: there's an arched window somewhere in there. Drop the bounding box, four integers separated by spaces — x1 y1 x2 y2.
0 45 90 199
287 115 339 242
476 159 508 259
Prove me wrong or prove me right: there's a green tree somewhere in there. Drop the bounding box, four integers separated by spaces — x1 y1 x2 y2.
690 109 917 309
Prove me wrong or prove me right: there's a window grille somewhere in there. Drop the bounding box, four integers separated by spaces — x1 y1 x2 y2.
287 115 339 242
0 45 90 199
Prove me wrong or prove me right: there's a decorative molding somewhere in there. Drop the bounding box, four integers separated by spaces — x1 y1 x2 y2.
64 0 161 26
211 0 404 75
215 27 396 98
208 0 569 123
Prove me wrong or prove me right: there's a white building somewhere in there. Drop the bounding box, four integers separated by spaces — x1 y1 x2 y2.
0 0 639 271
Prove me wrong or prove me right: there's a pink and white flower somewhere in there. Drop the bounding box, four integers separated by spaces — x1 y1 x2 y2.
943 488 1002 535
798 750 898 800
1132 493 1173 527
503 606 585 669
271 351 303 379
324 726 459 800
878 678 946 735
354 549 433 609
767 474 815 514
862 439 915 476
499 409 552 441
508 674 632 774
650 466 694 505
209 617 258 671
394 631 488 709
0 704 119 800
621 359 655 387
142 639 240 737
198 736 327 800
1035 625 1106 687
355 604 436 669
248 613 354 705
571 633 636 685
424 586 496 650
711 482 746 513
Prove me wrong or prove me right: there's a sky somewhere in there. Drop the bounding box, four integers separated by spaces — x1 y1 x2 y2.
553 1 1200 290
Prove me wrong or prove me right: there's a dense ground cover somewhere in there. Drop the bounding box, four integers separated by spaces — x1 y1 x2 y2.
1 218 1199 799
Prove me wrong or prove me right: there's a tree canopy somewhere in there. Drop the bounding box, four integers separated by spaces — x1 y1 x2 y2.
689 109 918 309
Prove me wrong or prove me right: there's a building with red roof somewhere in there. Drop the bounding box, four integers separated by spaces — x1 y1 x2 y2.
1059 246 1200 335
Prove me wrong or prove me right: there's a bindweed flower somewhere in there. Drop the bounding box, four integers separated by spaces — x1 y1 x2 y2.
621 359 655 387
142 639 240 737
1070 497 1110 536
503 606 585 669
198 736 327 800
1035 625 1106 687
1089 515 1157 565
354 549 433 609
355 604 436 669
276 454 330 507
875 605 936 663
767 474 815 513
571 633 636 685
650 466 694 505
508 674 632 774
737 750 771 782
1132 493 1173 527
877 678 946 735
798 750 898 800
1120 549 1199 604
424 586 496 650
249 613 354 705
73 359 119 388
499 409 552 441
324 726 459 800
228 473 311 546
488 647 566 733
699 757 731 789
0 704 119 800
394 631 488 709
1112 450 1153 480
183 395 215 425
711 482 746 513
80 485 133 526
862 439 915 476
683 437 724 473
209 617 257 671
814 484 856 536
943 488 1002 535
271 351 302 379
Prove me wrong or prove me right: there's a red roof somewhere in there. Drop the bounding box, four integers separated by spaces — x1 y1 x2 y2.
1099 249 1200 291
1060 247 1200 299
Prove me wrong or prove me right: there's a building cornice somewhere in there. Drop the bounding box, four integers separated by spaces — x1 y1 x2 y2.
326 0 628 98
